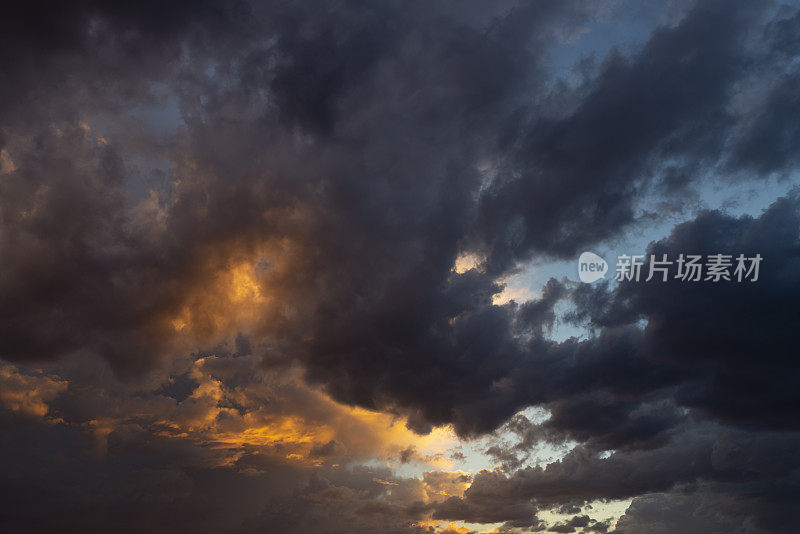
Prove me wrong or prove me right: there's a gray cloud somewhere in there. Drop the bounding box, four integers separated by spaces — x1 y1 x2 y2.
1 0 799 532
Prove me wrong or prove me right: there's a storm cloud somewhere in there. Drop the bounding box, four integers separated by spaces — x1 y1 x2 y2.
1 0 799 532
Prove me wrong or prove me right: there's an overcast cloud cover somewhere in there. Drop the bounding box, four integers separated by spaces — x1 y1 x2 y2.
1 1 799 532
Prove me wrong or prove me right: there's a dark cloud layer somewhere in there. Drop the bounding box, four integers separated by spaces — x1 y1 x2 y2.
439 196 800 531
1 0 799 532
476 0 765 266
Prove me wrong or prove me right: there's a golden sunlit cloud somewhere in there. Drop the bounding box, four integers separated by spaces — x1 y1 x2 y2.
453 252 483 273
0 363 67 418
6 352 460 472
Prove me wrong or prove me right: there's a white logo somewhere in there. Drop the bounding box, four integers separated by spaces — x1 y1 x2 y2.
578 252 608 283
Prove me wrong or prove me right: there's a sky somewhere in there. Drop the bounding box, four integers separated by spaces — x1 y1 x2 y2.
1 1 800 533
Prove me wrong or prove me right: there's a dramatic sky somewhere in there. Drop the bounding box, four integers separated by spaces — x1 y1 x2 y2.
2 1 800 532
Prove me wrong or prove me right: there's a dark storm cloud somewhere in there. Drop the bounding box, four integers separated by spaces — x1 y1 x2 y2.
237 469 435 534
727 6 800 175
548 515 596 534
473 0 782 268
585 194 800 430
729 70 800 175
432 195 800 529
0 123 268 376
433 466 540 527
486 193 800 457
0 0 251 129
0 0 591 384
0 1 258 375
614 480 800 534
0 407 311 534
1 0 797 430
437 424 800 532
1 0 800 532
210 0 800 440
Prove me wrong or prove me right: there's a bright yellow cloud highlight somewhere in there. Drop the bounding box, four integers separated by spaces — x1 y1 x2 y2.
167 255 272 339
0 363 67 418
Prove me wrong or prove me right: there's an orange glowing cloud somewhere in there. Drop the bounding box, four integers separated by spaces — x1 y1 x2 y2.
0 363 67 418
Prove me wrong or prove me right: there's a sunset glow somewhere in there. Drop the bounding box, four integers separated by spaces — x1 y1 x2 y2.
2 1 799 533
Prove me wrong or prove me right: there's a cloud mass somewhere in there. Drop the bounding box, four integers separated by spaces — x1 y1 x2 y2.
1 1 799 532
